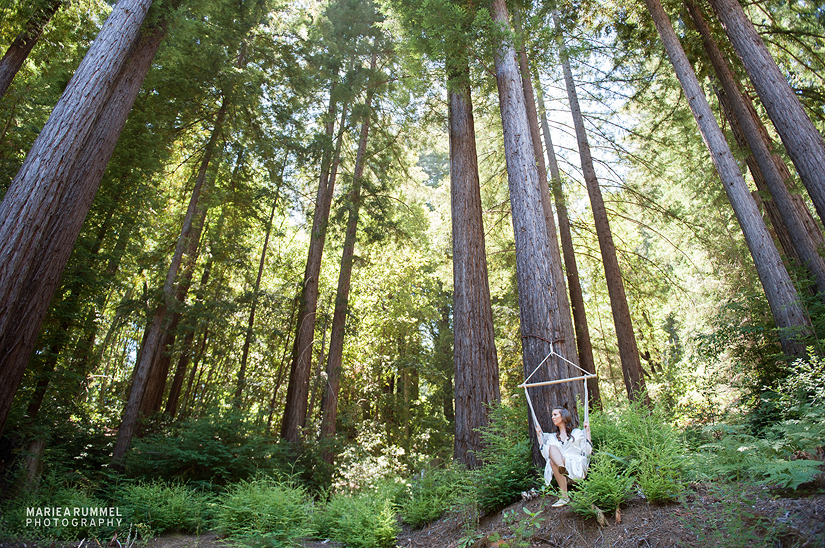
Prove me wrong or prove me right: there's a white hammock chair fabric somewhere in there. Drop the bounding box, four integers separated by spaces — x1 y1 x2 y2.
519 344 596 482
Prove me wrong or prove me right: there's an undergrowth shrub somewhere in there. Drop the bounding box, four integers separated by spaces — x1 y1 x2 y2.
474 402 536 513
315 489 399 548
399 462 472 528
214 477 315 546
332 420 410 492
0 480 116 541
125 408 297 487
120 480 211 536
568 454 634 517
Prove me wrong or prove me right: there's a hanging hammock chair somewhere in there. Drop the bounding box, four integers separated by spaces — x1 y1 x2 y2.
519 343 596 482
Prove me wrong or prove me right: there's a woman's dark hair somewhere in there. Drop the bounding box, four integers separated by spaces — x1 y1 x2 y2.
551 407 574 435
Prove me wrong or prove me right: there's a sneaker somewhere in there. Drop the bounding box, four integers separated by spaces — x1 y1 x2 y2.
551 497 569 508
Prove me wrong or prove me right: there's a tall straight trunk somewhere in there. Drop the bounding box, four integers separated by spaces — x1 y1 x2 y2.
514 15 579 373
0 0 64 99
235 189 279 405
686 0 825 299
554 11 650 406
0 0 158 439
446 53 500 469
489 0 581 466
535 80 601 409
645 0 811 357
707 0 825 225
138 205 208 419
319 53 378 456
111 97 227 465
281 87 347 444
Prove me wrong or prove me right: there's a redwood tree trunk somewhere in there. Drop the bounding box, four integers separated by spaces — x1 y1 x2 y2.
645 0 811 357
281 86 347 444
707 0 825 225
489 0 581 466
0 0 64 99
111 97 226 465
554 11 651 406
686 0 825 299
446 54 500 469
535 80 601 409
0 0 158 439
318 53 378 455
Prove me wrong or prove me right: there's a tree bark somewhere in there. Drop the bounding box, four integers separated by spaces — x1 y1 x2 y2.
318 53 378 457
554 11 651 406
706 0 825 225
645 0 811 358
0 0 64 99
534 79 601 409
686 0 825 300
446 53 500 469
111 97 227 465
489 0 581 466
0 0 159 439
281 82 347 444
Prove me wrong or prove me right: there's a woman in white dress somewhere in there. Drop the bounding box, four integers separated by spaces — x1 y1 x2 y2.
535 407 591 507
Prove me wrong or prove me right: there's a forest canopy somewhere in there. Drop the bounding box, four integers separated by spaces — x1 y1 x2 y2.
0 0 824 544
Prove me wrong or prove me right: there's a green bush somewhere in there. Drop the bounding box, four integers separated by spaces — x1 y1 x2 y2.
568 455 634 517
214 477 315 546
0 480 120 541
400 463 473 528
315 490 399 548
119 480 211 535
474 402 537 513
125 408 298 486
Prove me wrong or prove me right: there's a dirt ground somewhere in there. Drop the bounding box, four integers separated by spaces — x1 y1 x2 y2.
3 484 823 548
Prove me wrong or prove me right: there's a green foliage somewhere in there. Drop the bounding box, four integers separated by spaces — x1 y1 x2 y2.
214 477 315 546
399 462 473 528
332 420 411 492
315 489 399 548
567 455 635 517
119 480 211 536
124 409 298 487
474 403 537 513
0 477 120 541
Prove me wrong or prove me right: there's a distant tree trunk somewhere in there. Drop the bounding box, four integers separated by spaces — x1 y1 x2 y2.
318 53 378 458
0 0 64 99
111 96 227 466
235 190 279 406
706 0 825 225
0 0 159 439
685 0 825 299
514 14 579 373
645 0 811 357
446 53 500 469
489 0 581 467
535 80 601 410
281 83 347 444
554 11 650 406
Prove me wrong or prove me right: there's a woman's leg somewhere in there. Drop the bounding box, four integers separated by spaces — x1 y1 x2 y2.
548 445 567 497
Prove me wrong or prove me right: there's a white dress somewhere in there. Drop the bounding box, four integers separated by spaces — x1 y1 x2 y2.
539 428 592 484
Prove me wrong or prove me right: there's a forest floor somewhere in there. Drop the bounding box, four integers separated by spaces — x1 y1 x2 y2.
2 483 823 548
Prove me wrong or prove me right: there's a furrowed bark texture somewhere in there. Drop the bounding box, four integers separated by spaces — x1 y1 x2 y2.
447 55 500 470
707 0 825 225
0 0 157 438
489 0 580 466
646 0 811 358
